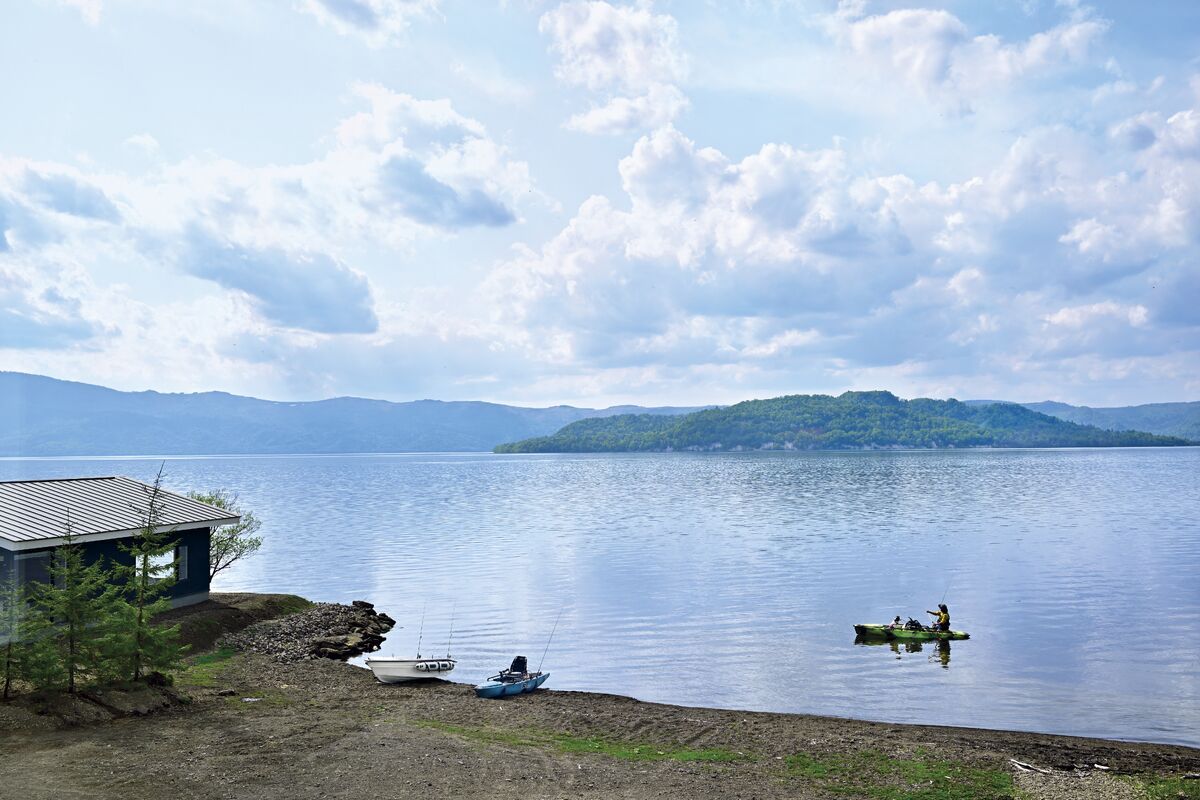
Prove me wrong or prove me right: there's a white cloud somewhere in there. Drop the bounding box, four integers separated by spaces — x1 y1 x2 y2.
123 133 160 155
1044 300 1148 329
180 227 378 334
298 0 439 45
450 61 534 105
831 3 1109 111
540 0 688 134
540 0 684 93
0 85 532 338
5 0 1199 407
55 0 101 25
0 265 105 348
565 83 687 135
741 328 821 358
481 111 1198 400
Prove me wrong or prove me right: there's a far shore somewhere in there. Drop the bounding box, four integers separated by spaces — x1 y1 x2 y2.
2 592 1197 800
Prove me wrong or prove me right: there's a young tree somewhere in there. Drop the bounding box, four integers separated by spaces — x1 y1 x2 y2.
0 569 23 700
0 572 59 699
110 469 185 682
30 514 116 693
187 489 262 581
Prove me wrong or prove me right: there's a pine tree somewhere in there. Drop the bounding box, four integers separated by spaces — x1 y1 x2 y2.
0 569 23 700
30 514 116 693
110 469 185 682
2 579 61 697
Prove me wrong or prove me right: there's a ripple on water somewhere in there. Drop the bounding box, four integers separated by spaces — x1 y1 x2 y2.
2 448 1198 746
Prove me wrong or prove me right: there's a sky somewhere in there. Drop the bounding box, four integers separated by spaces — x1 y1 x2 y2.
1 0 1198 408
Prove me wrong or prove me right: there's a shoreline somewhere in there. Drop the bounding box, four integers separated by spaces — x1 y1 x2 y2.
2 593 1197 799
5 443 1198 461
2 592 1200 796
361 669 1200 753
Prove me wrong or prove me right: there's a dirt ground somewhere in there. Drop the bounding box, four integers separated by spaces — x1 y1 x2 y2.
1 595 1197 800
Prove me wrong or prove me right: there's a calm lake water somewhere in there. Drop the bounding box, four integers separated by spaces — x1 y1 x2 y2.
3 449 1198 746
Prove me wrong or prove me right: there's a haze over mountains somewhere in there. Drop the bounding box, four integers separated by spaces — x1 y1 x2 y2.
0 372 1195 456
1020 401 1200 442
0 373 703 456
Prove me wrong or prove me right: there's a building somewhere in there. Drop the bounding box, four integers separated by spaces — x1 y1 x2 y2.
0 476 241 607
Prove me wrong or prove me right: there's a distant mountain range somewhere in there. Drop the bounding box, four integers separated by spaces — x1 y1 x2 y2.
1018 400 1200 441
0 372 704 456
0 372 1194 456
495 391 1192 453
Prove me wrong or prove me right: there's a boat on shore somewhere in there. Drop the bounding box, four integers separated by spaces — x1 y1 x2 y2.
367 608 457 683
474 655 548 698
364 656 457 683
854 622 970 641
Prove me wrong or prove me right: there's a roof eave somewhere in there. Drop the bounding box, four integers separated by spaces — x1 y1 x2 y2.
0 516 240 552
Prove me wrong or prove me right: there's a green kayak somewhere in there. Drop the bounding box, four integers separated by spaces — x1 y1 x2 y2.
854 623 970 641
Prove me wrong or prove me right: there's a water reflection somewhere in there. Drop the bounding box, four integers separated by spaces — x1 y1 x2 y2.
853 635 952 668
1 449 1198 746
934 639 950 668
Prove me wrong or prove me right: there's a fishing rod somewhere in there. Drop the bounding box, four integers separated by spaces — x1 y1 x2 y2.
415 605 426 659
445 603 456 658
537 608 565 673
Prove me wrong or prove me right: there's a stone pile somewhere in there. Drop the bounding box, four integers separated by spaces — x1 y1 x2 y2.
220 600 396 663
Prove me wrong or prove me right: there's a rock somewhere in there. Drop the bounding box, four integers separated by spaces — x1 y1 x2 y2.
220 601 397 663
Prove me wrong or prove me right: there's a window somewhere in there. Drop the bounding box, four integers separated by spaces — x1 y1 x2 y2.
14 552 49 586
146 545 187 582
147 549 176 583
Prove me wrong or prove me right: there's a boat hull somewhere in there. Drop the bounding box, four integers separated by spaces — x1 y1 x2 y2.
854 624 969 641
474 672 549 698
365 657 457 683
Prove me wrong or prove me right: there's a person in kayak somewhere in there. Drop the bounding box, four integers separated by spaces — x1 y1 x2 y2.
886 615 903 631
926 604 950 632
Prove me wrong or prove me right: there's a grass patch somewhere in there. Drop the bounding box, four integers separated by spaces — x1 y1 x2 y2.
271 595 315 617
785 749 1016 799
416 720 748 764
178 646 239 688
225 689 292 711
1131 776 1200 800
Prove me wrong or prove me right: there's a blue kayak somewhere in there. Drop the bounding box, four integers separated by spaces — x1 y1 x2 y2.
475 671 549 698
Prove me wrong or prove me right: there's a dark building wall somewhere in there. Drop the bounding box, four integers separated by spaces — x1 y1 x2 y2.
0 526 211 605
175 527 211 599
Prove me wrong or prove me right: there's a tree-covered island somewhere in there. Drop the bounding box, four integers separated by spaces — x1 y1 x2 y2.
494 391 1192 453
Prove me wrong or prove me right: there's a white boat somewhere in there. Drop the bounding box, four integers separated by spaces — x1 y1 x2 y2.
364 656 457 684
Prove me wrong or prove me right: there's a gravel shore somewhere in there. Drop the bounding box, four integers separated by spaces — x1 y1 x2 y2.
220 599 395 662
1 593 1196 800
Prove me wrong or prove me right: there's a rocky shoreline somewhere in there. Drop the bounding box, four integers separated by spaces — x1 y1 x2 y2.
220 599 395 662
2 592 1198 800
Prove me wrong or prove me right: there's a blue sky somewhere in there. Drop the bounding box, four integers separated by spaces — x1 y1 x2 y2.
1 0 1197 407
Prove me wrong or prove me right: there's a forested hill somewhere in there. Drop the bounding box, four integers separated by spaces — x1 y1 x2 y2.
494 392 1192 453
0 372 703 456
1019 400 1200 440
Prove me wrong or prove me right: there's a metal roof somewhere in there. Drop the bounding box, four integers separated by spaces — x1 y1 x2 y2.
0 476 240 546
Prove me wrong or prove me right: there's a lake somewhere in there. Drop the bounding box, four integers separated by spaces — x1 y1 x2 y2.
3 448 1198 746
